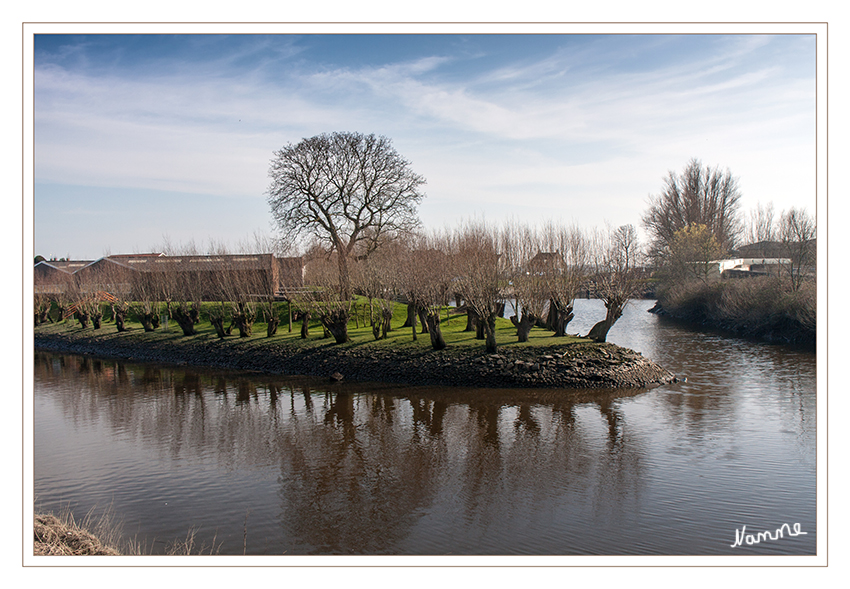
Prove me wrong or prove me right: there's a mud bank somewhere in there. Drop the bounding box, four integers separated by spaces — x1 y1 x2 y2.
34 325 677 390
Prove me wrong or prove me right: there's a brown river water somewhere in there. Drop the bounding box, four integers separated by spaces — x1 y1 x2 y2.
32 299 817 556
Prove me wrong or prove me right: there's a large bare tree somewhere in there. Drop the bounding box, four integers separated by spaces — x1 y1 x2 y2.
643 158 742 262
267 132 426 301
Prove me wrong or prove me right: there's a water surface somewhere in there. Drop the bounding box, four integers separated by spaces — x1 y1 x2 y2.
33 299 817 555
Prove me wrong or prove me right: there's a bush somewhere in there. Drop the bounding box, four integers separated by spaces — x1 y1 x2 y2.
656 276 815 346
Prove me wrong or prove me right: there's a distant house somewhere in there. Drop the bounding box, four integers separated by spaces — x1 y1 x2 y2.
528 251 566 274
709 257 791 279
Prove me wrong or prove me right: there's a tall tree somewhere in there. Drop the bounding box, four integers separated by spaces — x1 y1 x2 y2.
267 132 426 301
779 207 816 292
642 158 742 262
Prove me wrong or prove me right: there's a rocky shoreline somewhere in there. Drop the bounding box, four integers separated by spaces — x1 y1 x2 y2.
34 326 677 390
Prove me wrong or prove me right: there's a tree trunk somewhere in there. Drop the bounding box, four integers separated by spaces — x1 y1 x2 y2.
417 307 429 334
337 252 352 301
77 311 89 329
115 307 127 332
266 317 280 337
92 311 102 329
234 314 253 337
464 308 476 332
585 301 625 342
515 313 536 342
211 316 227 339
403 303 417 328
173 307 196 336
545 299 558 331
139 311 158 332
233 303 254 337
424 310 446 350
300 311 310 339
320 308 350 344
483 313 497 353
551 301 575 337
381 308 393 339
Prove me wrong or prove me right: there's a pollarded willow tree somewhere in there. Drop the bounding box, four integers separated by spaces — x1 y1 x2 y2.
500 221 550 342
452 222 503 354
401 232 453 350
266 132 426 303
585 224 646 343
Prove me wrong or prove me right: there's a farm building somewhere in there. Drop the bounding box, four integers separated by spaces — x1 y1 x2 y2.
34 253 305 301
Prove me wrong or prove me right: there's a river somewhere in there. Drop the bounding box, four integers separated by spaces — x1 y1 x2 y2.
32 299 817 556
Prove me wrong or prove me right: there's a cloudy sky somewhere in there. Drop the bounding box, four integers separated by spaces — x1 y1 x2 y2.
32 31 817 260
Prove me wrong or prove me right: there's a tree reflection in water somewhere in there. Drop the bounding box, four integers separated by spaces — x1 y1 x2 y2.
33 345 815 555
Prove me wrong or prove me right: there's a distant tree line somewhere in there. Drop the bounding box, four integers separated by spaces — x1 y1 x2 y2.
642 159 816 344
36 134 817 350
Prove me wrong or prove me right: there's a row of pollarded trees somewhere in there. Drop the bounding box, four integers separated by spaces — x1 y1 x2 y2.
35 253 284 339
286 220 647 352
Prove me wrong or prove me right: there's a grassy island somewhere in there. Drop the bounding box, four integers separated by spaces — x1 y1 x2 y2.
34 299 676 389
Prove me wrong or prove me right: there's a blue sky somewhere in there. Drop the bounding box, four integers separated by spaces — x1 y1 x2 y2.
33 32 817 260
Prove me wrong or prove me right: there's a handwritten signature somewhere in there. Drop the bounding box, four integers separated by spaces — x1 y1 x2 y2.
731 523 807 548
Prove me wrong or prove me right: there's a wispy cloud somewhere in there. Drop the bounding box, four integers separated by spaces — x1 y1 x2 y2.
33 33 816 258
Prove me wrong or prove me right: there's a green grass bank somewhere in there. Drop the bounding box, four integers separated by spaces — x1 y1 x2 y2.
34 301 676 389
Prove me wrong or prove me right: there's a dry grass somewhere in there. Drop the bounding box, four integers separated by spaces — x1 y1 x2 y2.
34 504 221 556
33 508 121 556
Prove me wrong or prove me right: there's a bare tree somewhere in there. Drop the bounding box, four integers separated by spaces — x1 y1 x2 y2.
403 233 452 350
539 222 589 337
643 158 743 262
585 225 645 343
267 131 426 301
452 223 503 354
500 221 548 342
131 268 163 332
34 292 52 326
352 241 403 341
779 207 816 292
98 258 133 332
74 263 110 329
301 253 354 344
162 255 205 337
746 201 777 248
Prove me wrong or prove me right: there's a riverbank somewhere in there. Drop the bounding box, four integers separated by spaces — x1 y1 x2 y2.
34 323 677 389
649 277 816 348
34 510 221 556
33 509 120 556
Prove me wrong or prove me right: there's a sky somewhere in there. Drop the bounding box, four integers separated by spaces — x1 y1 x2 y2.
31 31 817 260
